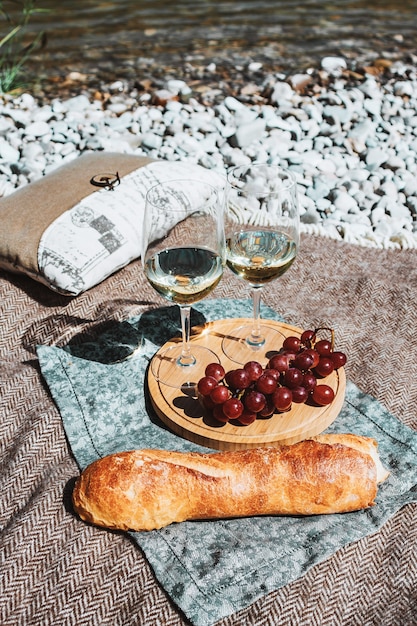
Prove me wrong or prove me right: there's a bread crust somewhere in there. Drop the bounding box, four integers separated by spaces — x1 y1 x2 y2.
72 434 388 531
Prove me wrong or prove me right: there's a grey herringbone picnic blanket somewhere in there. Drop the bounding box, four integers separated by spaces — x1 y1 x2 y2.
1 233 417 625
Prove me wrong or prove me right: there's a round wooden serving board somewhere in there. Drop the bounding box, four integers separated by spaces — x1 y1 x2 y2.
148 318 346 450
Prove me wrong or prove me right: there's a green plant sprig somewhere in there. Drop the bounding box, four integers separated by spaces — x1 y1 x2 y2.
0 0 48 93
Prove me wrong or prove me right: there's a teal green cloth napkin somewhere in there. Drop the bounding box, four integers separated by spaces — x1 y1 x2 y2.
37 299 417 626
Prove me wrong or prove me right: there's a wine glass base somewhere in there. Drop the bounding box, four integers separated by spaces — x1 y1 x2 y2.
222 323 286 366
150 344 221 389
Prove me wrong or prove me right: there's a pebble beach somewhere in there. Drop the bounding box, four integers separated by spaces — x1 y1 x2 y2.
1 51 417 249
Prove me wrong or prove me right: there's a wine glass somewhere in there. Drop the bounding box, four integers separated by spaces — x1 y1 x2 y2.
142 178 225 388
222 163 300 364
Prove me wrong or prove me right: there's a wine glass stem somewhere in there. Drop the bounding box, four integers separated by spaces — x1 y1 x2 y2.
178 304 196 367
248 286 265 348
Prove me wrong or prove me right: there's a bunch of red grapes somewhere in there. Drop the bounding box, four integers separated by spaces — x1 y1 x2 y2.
197 328 347 426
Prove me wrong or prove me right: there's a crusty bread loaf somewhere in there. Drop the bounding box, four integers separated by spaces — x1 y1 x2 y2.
311 433 389 484
72 434 389 532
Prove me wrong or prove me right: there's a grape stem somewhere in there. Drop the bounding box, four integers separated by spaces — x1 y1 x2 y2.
314 327 335 350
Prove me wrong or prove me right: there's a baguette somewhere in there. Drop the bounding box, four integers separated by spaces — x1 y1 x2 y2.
72 434 389 532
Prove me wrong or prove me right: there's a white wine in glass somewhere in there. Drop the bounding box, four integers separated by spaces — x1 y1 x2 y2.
223 163 299 364
143 178 225 388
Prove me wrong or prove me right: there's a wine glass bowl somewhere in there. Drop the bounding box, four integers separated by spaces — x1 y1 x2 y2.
142 178 225 387
223 163 299 363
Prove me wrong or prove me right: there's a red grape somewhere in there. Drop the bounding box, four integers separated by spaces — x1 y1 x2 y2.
314 357 335 378
293 351 314 371
283 367 303 389
197 375 218 396
268 353 290 373
281 350 297 363
263 368 281 380
302 371 317 392
244 390 266 413
331 351 347 369
283 336 301 352
300 329 315 345
315 339 332 356
243 361 264 381
256 373 277 395
272 386 293 411
223 397 244 419
210 385 231 404
238 410 257 425
205 362 225 382
291 386 309 404
312 384 335 406
302 348 320 368
258 397 275 417
225 368 251 390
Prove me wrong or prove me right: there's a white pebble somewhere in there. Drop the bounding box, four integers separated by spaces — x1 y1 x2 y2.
24 121 51 137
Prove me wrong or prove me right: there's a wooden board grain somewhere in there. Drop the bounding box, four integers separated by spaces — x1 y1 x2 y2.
148 318 346 450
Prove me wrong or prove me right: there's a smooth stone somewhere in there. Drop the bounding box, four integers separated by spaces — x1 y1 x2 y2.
224 96 245 111
32 106 55 123
363 99 382 118
313 137 332 152
306 179 331 201
322 104 352 125
229 118 266 148
270 81 294 104
294 138 314 153
165 79 188 94
302 103 323 124
315 198 332 211
0 117 13 136
388 202 414 221
248 62 263 72
318 158 337 174
374 218 395 237
378 180 398 198
234 107 259 125
348 119 378 140
339 222 374 238
358 77 380 98
59 143 77 156
0 178 16 196
403 177 417 196
50 120 69 135
107 102 130 115
21 143 44 160
385 155 405 170
394 81 415 97
141 132 163 150
1 106 30 125
332 190 359 213
109 80 125 92
0 139 20 162
16 92 36 108
65 95 92 112
24 121 51 137
290 73 311 87
321 56 347 74
365 147 389 170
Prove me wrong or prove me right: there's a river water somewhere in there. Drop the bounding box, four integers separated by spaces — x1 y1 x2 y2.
7 0 417 87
